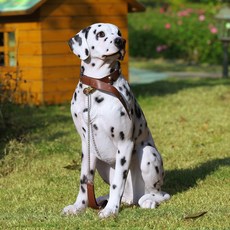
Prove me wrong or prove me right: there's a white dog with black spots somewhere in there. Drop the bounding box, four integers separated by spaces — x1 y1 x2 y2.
63 23 170 218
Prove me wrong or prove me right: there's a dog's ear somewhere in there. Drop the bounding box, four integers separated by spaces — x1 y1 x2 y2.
69 27 91 60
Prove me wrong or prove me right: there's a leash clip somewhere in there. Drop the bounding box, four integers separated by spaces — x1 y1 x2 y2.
83 86 96 95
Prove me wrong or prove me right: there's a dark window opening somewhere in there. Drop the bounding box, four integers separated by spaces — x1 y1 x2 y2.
0 31 16 67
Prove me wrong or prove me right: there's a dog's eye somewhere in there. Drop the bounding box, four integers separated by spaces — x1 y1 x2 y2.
97 31 105 38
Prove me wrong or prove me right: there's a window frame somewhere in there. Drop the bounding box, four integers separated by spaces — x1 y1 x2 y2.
0 29 17 68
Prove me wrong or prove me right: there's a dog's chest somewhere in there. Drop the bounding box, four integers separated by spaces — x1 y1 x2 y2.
71 77 131 122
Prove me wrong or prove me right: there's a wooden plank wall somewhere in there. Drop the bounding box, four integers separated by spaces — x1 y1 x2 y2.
0 21 43 104
40 0 129 104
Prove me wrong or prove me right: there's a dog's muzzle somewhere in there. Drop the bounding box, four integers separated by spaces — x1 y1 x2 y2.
114 37 126 60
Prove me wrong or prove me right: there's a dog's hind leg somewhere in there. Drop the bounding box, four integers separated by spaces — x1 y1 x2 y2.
138 145 170 208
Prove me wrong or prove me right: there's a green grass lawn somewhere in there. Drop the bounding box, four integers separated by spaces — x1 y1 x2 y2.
1 77 230 229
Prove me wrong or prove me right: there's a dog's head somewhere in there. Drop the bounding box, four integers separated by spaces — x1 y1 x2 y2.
68 23 126 61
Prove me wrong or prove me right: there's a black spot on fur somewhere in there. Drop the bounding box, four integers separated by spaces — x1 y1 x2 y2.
92 63 95 67
81 185 86 193
119 86 123 91
95 97 104 103
80 175 87 184
147 162 150 165
132 125 136 139
93 29 96 34
117 30 122 36
155 166 159 174
83 108 88 113
74 92 77 101
131 108 134 115
85 49 89 56
74 113 77 118
82 200 86 204
104 37 108 41
120 111 125 116
111 127 114 138
120 131 125 140
120 157 126 166
134 101 142 119
118 150 120 154
90 170 94 175
153 180 160 188
82 26 91 39
82 127 86 133
68 39 74 51
81 66 85 75
73 34 82 46
93 124 98 130
79 83 83 88
112 184 117 189
123 84 131 98
91 46 95 49
123 170 128 179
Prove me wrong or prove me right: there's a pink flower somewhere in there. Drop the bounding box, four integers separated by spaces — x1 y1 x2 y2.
177 8 194 17
156 45 168 53
210 26 218 34
165 23 171 29
199 15 205 21
156 46 162 52
159 8 164 13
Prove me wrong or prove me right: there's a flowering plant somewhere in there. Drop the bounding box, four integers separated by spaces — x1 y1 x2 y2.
128 4 223 64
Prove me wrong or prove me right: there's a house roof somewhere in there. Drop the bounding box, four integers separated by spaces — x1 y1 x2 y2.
0 0 145 16
0 0 47 16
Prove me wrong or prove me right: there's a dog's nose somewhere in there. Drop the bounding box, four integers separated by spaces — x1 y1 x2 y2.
114 37 126 49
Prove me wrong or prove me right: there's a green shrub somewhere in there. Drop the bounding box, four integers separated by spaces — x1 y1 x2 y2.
128 5 223 64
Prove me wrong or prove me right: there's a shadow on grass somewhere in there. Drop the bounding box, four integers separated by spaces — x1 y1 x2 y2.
131 77 230 98
164 157 230 195
0 104 70 160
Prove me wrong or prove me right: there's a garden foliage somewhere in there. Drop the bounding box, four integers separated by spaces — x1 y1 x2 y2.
128 3 224 64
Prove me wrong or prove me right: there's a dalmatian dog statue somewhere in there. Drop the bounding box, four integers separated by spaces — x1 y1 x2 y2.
63 23 170 218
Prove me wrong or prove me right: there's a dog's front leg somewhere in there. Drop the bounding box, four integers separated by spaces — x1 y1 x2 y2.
99 140 134 218
63 142 97 215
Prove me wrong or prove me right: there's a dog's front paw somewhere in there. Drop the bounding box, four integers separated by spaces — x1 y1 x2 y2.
99 205 119 218
138 194 157 208
62 204 85 215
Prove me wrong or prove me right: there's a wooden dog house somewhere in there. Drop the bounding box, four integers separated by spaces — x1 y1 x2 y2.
0 0 144 105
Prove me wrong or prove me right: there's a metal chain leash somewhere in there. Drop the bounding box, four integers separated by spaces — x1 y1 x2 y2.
86 90 102 182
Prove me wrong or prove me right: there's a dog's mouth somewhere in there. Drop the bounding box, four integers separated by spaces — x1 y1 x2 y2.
103 50 126 60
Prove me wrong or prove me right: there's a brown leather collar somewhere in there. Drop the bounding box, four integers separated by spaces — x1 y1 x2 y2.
81 69 120 84
80 70 131 119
